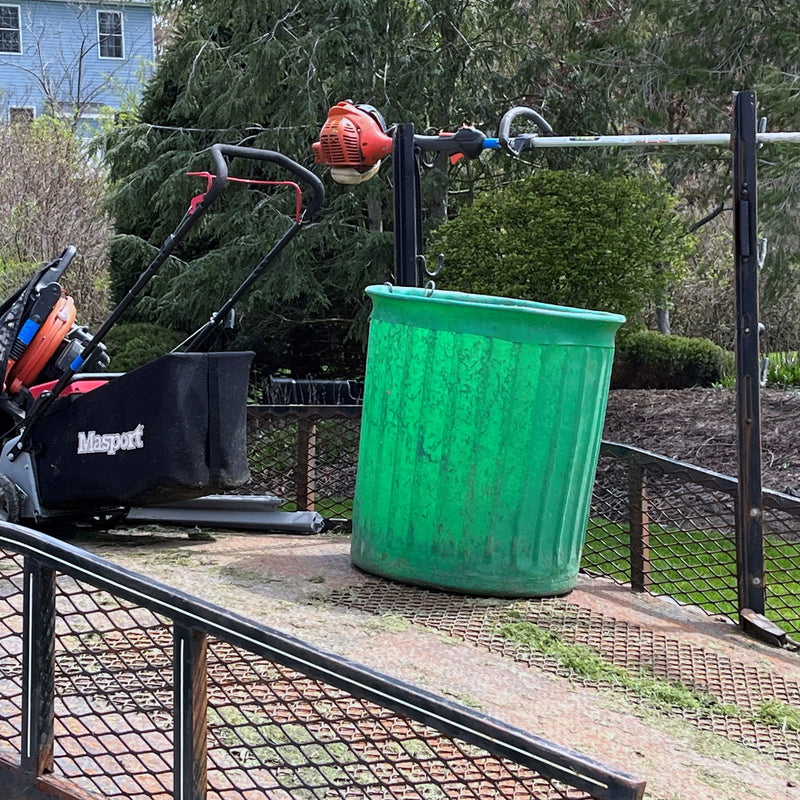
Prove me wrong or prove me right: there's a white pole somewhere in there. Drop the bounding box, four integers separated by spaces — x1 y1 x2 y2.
510 131 800 148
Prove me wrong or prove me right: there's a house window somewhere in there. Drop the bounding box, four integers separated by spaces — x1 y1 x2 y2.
97 10 123 59
0 5 21 54
9 106 34 123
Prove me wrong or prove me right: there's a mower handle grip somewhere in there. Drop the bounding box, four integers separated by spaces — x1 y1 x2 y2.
497 107 554 155
207 144 324 220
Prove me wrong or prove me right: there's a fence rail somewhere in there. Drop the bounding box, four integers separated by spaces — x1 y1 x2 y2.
0 522 645 800
588 441 800 642
245 406 800 642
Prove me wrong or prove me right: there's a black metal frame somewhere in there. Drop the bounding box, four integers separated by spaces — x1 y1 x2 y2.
387 91 773 642
392 123 422 287
0 521 646 800
732 91 767 634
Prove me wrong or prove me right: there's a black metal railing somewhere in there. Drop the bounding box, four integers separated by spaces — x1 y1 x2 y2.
0 523 645 800
244 407 800 643
588 442 800 642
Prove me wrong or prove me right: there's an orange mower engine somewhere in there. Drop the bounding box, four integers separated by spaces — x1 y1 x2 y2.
312 101 393 184
7 294 77 394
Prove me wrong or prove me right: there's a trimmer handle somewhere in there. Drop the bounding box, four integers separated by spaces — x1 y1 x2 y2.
497 107 555 155
208 144 325 220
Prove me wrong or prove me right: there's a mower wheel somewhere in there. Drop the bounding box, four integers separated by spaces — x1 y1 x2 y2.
0 474 22 523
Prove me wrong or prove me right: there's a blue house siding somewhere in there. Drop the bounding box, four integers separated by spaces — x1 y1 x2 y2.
0 0 153 122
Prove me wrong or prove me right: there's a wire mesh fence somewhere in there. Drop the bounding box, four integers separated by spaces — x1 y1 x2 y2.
760 498 800 639
587 443 800 639
246 406 361 521
0 529 643 800
0 554 22 762
586 444 740 619
244 407 800 640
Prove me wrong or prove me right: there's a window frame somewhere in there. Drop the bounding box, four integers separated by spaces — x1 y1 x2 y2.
96 9 124 60
0 4 22 55
9 106 35 123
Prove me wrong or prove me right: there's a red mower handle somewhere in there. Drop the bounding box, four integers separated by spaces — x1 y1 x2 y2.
206 144 324 221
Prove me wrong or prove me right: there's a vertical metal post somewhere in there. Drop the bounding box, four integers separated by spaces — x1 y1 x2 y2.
732 90 766 622
21 559 55 778
393 123 421 287
295 417 317 511
174 624 208 800
627 463 650 592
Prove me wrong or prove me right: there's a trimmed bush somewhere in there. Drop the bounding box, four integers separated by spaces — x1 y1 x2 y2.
429 169 694 324
611 329 734 389
103 323 186 372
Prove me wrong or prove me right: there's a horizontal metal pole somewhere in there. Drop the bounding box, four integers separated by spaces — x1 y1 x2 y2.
127 503 325 533
510 131 800 149
138 494 284 512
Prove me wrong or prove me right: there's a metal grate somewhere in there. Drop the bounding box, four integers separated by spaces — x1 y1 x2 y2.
0 553 22 761
204 640 589 800
52 578 174 799
325 583 800 763
0 531 644 800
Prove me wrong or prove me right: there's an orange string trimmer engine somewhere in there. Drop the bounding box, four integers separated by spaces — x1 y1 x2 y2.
312 101 393 184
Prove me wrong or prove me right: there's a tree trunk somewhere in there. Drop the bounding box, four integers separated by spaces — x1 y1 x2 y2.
366 195 383 232
655 304 671 335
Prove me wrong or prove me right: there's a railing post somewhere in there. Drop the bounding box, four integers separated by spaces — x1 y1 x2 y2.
21 558 55 778
732 90 767 627
393 122 422 287
627 462 651 592
295 417 317 511
174 624 208 800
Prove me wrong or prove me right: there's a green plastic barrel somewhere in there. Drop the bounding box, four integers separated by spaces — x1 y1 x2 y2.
351 285 625 597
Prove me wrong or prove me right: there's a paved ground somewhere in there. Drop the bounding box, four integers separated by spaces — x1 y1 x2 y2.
76 526 800 800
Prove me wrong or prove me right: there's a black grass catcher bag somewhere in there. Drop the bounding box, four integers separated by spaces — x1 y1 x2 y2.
27 351 254 509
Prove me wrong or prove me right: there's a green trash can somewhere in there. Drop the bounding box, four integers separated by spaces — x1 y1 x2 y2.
351 285 625 597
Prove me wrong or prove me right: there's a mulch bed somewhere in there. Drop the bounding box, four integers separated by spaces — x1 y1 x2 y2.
603 388 800 496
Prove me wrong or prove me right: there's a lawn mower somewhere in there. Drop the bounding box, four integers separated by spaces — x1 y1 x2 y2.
0 143 324 531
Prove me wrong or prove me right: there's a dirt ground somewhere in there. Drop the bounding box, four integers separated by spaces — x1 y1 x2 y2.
603 387 800 495
72 386 800 800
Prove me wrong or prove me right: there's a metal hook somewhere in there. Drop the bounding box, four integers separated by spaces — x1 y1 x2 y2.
425 280 435 297
425 254 445 278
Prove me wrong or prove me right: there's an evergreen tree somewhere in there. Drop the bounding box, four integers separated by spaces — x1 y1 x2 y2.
105 0 800 369
103 0 637 376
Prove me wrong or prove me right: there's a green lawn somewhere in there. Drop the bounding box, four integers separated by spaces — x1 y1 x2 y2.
582 519 800 639
279 497 353 519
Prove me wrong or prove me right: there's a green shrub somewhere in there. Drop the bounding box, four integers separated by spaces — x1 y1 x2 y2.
611 329 734 389
103 322 186 372
765 352 800 388
0 258 39 299
429 169 694 324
